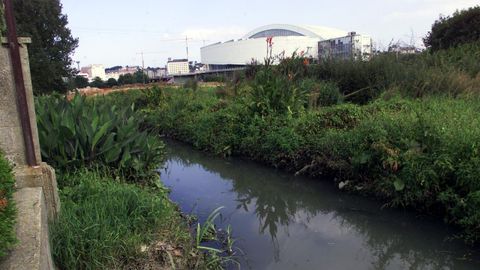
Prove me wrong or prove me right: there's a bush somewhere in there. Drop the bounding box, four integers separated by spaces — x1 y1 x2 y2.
118 73 135 85
249 65 307 116
183 79 198 91
73 75 89 89
35 94 164 184
50 170 193 269
133 70 148 84
0 151 16 259
106 78 118 87
203 75 225 83
300 79 343 108
100 88 150 109
89 76 105 88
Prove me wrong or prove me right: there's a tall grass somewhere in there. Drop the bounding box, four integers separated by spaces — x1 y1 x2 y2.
310 41 480 102
50 170 196 270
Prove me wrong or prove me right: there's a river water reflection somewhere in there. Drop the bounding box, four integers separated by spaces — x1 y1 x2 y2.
160 141 480 270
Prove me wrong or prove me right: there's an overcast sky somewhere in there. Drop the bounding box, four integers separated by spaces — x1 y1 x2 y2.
61 0 478 68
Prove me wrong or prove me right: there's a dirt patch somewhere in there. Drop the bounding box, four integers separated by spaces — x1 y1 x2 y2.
124 240 201 270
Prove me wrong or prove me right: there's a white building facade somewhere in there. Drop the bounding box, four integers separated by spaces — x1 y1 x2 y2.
167 59 189 75
80 64 106 81
201 24 349 69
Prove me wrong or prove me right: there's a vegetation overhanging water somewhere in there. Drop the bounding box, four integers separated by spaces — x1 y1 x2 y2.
162 140 480 270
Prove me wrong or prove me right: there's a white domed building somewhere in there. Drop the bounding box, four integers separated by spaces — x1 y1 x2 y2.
200 24 349 70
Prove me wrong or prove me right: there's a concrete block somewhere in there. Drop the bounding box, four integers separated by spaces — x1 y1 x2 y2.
0 188 55 270
14 163 60 220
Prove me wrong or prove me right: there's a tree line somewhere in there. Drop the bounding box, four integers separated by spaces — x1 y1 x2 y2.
67 70 149 90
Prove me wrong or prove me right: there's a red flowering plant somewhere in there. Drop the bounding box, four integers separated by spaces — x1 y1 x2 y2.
276 51 310 82
265 36 275 64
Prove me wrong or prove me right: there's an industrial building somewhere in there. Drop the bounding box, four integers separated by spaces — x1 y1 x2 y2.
201 24 371 69
166 59 189 75
318 32 373 61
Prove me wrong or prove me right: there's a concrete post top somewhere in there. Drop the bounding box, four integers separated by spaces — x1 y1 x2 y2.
1 37 32 44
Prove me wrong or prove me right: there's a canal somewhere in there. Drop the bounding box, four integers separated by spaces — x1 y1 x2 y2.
159 141 480 270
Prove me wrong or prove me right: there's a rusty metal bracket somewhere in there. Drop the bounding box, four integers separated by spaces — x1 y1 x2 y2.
3 0 38 166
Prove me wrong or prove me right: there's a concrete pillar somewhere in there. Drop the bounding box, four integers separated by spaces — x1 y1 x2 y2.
0 37 42 167
0 38 58 269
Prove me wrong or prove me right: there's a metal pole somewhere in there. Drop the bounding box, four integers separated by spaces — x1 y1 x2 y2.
185 36 189 60
141 51 145 84
3 0 38 166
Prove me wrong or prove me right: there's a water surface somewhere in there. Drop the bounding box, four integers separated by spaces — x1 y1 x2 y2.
160 141 480 270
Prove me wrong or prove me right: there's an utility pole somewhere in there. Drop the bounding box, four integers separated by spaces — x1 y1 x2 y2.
185 35 189 60
141 51 146 84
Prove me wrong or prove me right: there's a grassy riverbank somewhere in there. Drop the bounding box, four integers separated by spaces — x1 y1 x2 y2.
96 41 480 245
35 94 235 269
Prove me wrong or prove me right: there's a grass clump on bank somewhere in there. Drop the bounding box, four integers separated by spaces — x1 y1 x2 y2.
0 152 16 259
50 169 199 269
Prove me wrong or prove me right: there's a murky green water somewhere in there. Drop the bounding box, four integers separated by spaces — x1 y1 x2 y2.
160 141 480 270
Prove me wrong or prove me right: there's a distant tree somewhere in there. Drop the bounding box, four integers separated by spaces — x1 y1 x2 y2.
118 73 135 85
133 70 148 84
74 75 89 88
424 6 480 51
89 77 105 88
106 78 118 87
13 0 78 94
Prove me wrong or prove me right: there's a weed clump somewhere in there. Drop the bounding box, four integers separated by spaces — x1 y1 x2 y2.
0 152 16 259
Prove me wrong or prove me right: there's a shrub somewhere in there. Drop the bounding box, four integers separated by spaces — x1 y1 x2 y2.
203 75 225 83
183 79 198 91
101 88 150 109
0 151 16 259
300 79 343 108
89 76 105 88
35 94 164 184
308 45 480 102
73 75 88 89
249 65 307 116
118 73 135 85
106 78 118 88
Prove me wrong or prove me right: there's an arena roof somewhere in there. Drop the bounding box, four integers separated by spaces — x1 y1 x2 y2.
242 24 348 40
